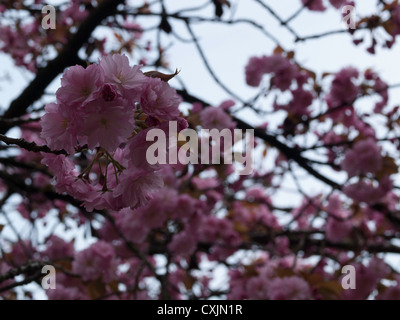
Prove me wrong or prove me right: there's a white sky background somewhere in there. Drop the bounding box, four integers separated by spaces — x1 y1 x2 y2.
1 0 400 298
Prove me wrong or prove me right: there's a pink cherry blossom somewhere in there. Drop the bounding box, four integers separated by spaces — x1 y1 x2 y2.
115 208 150 244
302 0 326 11
343 177 393 204
325 67 359 108
245 56 270 87
57 63 104 107
341 138 383 177
112 168 164 209
99 53 146 100
200 107 235 131
140 76 181 120
245 54 299 91
81 98 135 152
41 235 74 260
40 102 78 154
168 228 198 256
72 241 116 283
267 276 311 300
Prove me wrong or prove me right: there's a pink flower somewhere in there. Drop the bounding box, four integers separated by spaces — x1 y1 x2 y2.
81 98 135 152
116 208 150 243
290 88 313 115
219 99 235 110
377 286 400 300
302 0 326 11
113 168 164 209
200 107 235 131
40 153 75 186
41 153 103 211
99 53 146 100
245 276 270 299
138 189 180 227
233 201 280 229
326 216 353 243
101 83 118 101
343 177 393 204
61 2 89 25
373 76 389 113
72 241 116 283
9 240 36 265
123 21 143 39
267 276 311 300
40 102 78 154
341 138 382 177
168 228 198 256
124 127 165 172
325 67 359 108
41 235 74 260
270 58 298 91
56 64 104 107
140 77 181 120
275 88 313 115
245 54 298 90
245 56 269 87
192 177 220 190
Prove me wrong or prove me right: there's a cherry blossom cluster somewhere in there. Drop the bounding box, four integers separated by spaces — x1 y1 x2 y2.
40 53 185 212
0 0 144 71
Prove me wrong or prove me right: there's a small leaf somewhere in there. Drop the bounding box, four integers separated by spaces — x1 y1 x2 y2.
108 280 119 293
138 2 151 14
0 224 4 233
382 19 397 35
322 72 333 78
86 278 107 300
375 156 398 180
383 0 399 11
275 268 296 278
286 51 295 60
113 32 123 43
273 45 285 55
262 148 267 158
243 264 259 277
316 281 343 300
183 274 196 290
144 69 180 82
233 221 249 234
219 0 231 8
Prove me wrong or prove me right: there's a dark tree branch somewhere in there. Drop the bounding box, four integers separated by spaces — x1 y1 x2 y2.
0 272 42 294
0 134 67 155
0 260 46 284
